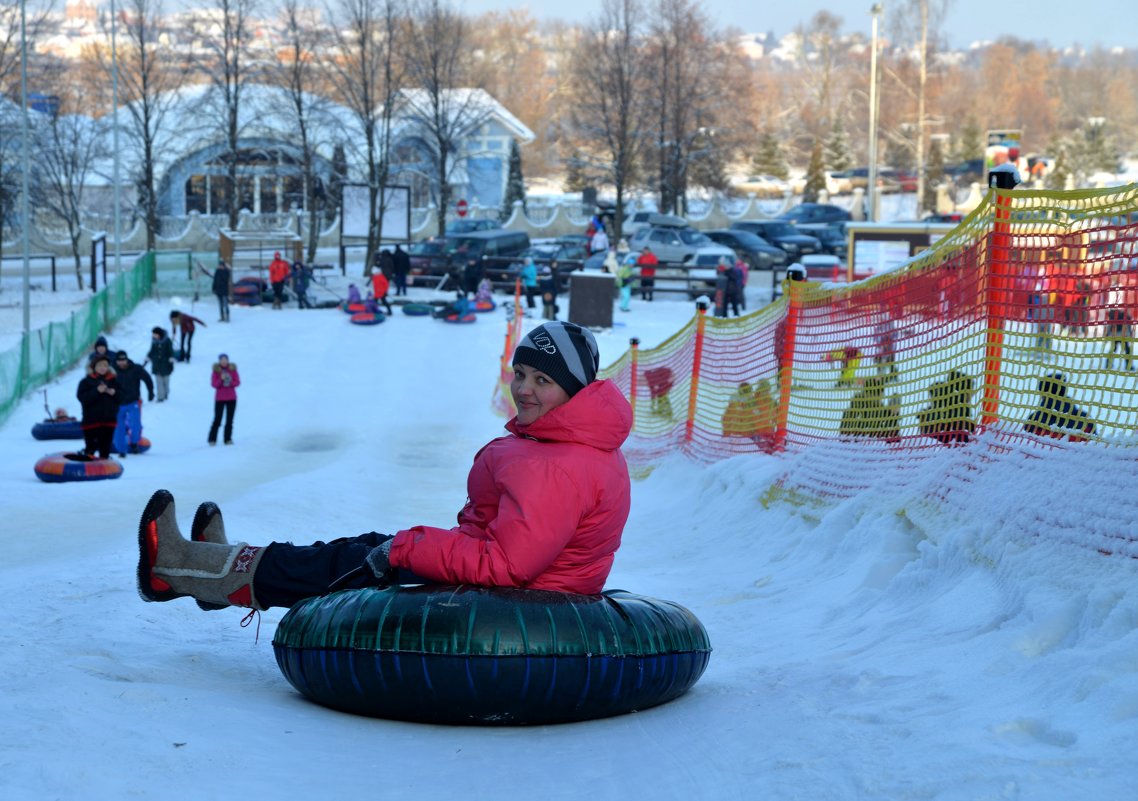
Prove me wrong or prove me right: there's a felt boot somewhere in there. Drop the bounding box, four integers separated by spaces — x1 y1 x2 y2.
191 502 229 611
138 490 265 610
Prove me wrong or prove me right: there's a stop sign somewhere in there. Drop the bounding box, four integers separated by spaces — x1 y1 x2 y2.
456 199 468 218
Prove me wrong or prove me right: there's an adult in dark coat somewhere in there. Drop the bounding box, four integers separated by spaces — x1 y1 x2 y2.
392 244 410 296
112 351 154 456
76 353 119 459
212 260 232 322
291 261 311 309
146 327 175 402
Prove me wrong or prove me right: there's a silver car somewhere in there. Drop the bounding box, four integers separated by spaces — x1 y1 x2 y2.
628 225 718 264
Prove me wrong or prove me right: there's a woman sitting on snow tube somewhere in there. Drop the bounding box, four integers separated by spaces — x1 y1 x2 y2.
137 322 708 721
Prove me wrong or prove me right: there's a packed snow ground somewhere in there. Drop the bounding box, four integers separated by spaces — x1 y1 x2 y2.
1 272 1135 800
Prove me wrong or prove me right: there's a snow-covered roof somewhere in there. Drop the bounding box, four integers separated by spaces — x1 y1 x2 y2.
393 88 535 144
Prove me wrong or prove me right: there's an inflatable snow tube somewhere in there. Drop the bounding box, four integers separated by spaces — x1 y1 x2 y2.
34 452 123 483
273 585 712 725
342 302 369 314
232 283 262 306
472 299 497 313
440 312 478 324
401 303 434 317
121 436 151 455
349 312 385 326
31 419 83 440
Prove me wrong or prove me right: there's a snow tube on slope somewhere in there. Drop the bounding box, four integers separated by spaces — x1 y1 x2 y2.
401 303 433 316
349 312 385 326
273 585 711 725
439 312 478 324
342 302 369 314
31 419 83 440
472 299 497 313
34 452 123 483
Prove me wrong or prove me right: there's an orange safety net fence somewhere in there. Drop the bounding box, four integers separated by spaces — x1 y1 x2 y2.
593 185 1138 557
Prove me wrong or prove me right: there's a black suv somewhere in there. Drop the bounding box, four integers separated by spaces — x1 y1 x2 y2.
778 203 851 226
704 229 787 270
729 220 821 259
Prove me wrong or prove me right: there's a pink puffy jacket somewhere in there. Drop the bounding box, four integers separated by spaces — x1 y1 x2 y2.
389 379 632 594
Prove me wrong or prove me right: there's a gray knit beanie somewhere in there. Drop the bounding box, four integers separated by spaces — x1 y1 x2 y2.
512 321 600 397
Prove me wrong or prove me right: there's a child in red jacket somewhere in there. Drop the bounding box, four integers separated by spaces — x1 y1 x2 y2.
138 322 633 611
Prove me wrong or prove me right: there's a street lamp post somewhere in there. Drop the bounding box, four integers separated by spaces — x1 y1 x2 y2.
867 3 883 222
20 0 31 365
110 0 122 280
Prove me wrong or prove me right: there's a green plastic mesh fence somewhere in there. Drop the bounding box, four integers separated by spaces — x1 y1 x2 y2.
0 252 155 425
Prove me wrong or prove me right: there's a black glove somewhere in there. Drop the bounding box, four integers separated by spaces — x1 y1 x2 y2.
365 538 394 580
148 392 155 401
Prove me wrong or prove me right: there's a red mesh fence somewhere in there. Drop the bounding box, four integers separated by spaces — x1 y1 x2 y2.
591 186 1138 556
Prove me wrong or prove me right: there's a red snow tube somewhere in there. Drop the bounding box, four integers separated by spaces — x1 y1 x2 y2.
34 452 123 483
342 302 369 314
441 313 478 324
472 299 497 312
349 312 385 326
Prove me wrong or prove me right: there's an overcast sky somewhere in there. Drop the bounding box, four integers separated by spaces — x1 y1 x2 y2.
454 0 1137 50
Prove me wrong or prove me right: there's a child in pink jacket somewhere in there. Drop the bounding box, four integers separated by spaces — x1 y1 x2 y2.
207 353 240 446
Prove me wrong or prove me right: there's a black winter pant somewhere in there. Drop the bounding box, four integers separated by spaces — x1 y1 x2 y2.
208 399 236 443
179 329 194 362
254 533 424 609
82 425 115 459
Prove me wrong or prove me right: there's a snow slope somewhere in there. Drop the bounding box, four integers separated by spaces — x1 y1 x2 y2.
0 280 1134 800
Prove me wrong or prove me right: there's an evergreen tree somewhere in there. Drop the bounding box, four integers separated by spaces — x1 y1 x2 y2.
923 137 946 212
1045 137 1073 190
954 118 984 163
500 139 526 223
563 150 589 193
884 128 915 171
824 118 853 172
1083 120 1121 175
750 130 789 180
803 142 826 203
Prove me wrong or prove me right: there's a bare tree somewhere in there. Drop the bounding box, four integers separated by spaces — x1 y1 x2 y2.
0 1 53 265
271 0 337 261
96 0 192 253
891 0 951 215
645 0 726 215
30 109 110 285
403 0 492 237
567 0 648 242
199 0 258 230
325 0 404 273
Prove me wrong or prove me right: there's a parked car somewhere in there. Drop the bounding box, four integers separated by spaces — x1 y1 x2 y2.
778 203 851 226
945 159 985 186
446 219 501 234
627 225 719 264
729 220 821 259
684 248 738 298
792 254 845 282
814 222 849 258
410 230 531 285
622 211 687 239
703 229 787 270
731 174 791 198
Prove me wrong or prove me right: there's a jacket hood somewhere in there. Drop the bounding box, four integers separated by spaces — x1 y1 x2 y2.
506 379 631 451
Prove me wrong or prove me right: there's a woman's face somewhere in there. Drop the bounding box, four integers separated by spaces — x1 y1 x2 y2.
511 363 570 426
219 356 229 367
